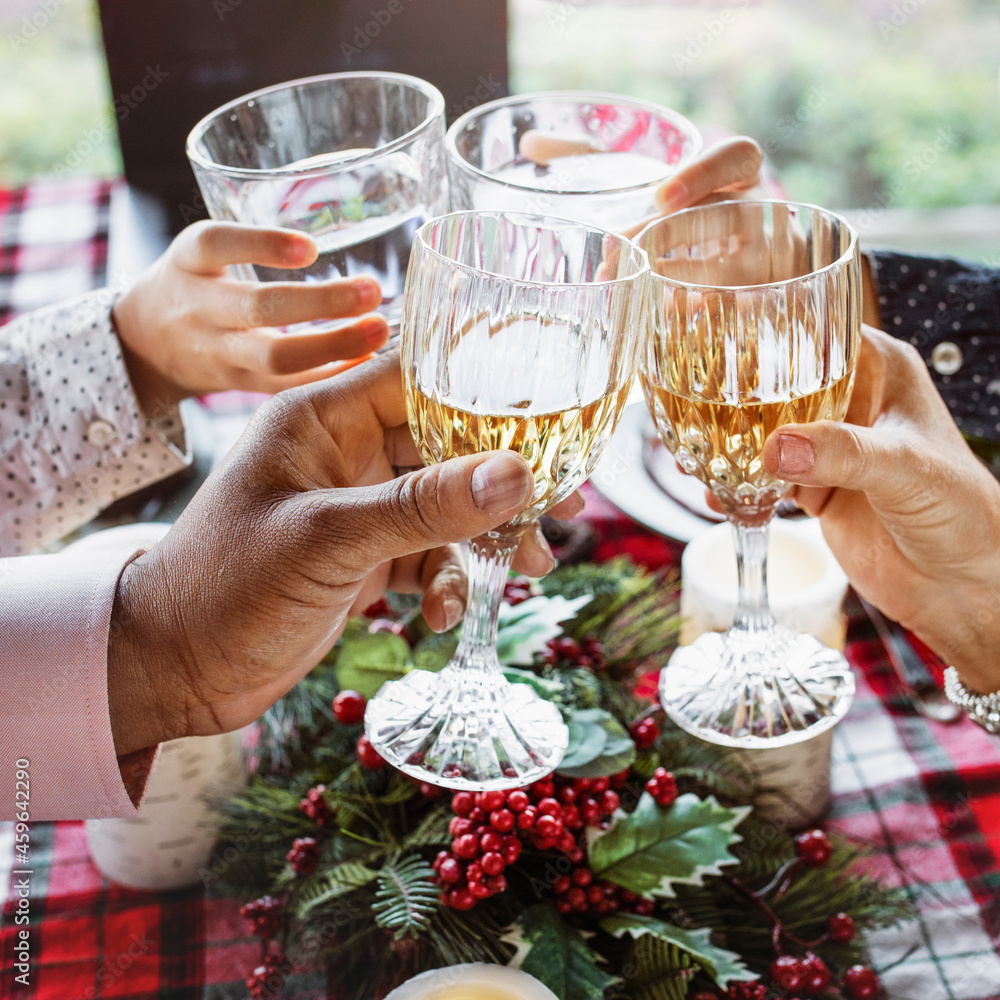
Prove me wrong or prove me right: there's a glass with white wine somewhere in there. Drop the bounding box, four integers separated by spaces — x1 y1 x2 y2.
638 200 861 746
365 211 649 788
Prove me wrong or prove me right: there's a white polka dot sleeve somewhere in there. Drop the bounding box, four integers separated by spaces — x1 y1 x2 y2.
0 289 191 555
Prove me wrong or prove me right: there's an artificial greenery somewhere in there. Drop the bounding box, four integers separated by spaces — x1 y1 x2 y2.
209 558 913 1000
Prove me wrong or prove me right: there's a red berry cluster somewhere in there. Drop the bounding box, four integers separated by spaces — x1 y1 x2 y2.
246 954 291 1000
298 785 334 826
770 953 830 994
725 982 767 1000
552 868 653 918
540 635 606 671
525 774 625 855
794 828 833 867
645 767 679 808
432 789 522 910
842 965 881 999
240 896 282 938
504 576 533 606
332 689 366 725
286 836 318 875
630 715 661 749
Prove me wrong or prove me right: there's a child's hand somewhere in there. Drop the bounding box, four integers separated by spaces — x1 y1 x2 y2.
112 221 389 412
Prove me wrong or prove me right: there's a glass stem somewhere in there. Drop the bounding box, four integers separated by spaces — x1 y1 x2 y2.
453 531 523 663
731 520 776 636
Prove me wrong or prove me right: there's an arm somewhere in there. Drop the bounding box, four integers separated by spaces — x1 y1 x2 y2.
0 290 189 555
0 547 157 820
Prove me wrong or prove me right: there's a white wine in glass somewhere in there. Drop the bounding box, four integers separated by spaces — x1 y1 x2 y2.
365 211 648 789
639 200 861 745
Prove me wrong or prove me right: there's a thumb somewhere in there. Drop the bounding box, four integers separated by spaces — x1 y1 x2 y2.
762 420 920 508
322 451 535 571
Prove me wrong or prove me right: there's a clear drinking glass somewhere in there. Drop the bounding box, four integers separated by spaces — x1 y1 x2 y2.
365 211 649 789
186 72 449 337
638 201 861 746
446 91 701 232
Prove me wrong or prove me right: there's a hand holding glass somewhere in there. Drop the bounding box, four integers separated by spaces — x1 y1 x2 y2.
365 211 649 788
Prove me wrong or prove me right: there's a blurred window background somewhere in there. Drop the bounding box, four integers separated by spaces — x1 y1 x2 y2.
2 0 997 259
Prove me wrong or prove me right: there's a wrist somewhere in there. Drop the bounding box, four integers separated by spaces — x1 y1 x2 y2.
107 554 183 755
111 293 187 416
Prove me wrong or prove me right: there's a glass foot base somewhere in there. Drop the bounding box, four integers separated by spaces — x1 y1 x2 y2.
364 667 569 790
659 626 855 748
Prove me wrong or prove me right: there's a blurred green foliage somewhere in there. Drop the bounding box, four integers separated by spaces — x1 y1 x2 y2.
511 0 1000 211
0 0 119 184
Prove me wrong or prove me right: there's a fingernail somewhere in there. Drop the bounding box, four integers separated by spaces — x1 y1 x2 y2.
657 179 689 213
442 597 464 632
778 433 814 474
363 317 389 348
532 523 556 575
355 277 382 311
471 453 532 515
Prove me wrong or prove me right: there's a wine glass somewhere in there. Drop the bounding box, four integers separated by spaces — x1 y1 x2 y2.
364 210 649 788
446 91 701 232
637 200 861 746
186 71 449 339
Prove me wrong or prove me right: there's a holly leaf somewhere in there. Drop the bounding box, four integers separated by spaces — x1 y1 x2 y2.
412 632 458 673
558 708 636 778
587 793 750 897
600 913 757 986
502 666 567 700
496 594 593 665
514 904 619 1000
334 631 411 699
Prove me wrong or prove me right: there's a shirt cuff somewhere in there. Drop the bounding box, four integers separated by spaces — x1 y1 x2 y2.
0 546 158 820
868 249 1000 441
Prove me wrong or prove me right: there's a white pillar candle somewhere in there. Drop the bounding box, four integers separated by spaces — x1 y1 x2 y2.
679 518 848 651
383 964 558 1000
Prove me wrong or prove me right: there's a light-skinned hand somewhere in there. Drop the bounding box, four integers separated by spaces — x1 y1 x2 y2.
112 221 390 414
762 325 1000 694
107 354 582 756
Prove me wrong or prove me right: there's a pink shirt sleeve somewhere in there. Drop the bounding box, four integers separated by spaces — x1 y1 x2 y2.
0 546 157 820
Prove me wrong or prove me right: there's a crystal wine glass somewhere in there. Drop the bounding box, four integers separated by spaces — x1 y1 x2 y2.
637 200 861 746
186 71 449 339
364 210 649 788
446 91 701 232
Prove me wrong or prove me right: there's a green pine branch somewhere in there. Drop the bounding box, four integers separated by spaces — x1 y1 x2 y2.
372 855 441 939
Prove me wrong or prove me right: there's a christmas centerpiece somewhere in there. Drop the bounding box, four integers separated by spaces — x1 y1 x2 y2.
208 558 912 1000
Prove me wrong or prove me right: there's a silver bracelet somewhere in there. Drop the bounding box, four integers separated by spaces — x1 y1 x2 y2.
943 667 1000 734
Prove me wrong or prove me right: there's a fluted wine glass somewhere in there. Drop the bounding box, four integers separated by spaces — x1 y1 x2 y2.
365 211 649 788
638 201 861 746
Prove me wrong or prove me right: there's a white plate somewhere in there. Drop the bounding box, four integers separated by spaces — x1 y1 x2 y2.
590 401 716 542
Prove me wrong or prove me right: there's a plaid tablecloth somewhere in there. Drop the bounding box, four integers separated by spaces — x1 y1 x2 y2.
1 178 999 1000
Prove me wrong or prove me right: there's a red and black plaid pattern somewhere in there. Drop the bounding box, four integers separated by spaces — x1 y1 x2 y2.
1 180 999 1000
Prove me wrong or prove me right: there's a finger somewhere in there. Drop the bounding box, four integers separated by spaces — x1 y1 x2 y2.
171 221 318 274
512 522 556 578
789 484 836 518
225 315 388 377
519 130 601 166
761 419 924 511
548 491 585 520
214 276 382 330
704 489 724 515
313 451 535 573
240 354 378 394
419 545 468 633
654 137 763 213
